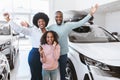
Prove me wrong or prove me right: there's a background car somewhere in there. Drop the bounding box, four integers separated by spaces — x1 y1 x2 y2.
0 21 19 69
0 54 10 80
65 11 120 80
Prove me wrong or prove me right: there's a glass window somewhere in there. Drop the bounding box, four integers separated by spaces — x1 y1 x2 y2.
0 0 49 23
13 14 30 24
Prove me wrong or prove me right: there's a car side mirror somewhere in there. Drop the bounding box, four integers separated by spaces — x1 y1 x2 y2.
111 32 119 39
112 32 118 36
12 33 19 36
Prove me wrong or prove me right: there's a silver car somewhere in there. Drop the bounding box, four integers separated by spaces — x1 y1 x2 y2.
0 54 10 80
66 25 120 80
0 21 19 69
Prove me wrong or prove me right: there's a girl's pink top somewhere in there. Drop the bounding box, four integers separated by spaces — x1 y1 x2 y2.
41 44 60 70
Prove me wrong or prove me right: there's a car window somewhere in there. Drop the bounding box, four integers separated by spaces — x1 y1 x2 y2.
0 25 11 35
68 25 117 43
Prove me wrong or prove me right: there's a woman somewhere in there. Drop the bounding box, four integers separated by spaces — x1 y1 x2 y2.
3 12 49 80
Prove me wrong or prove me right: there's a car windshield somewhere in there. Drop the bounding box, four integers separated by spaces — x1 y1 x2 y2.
68 25 118 43
0 24 11 35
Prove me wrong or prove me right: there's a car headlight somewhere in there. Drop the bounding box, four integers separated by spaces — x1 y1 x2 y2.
79 54 110 71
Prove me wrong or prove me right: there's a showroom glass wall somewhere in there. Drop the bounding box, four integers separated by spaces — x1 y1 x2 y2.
0 0 49 25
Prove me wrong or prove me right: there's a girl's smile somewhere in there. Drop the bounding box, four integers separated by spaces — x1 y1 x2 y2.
46 32 54 45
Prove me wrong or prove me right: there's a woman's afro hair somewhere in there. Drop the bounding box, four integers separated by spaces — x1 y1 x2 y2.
33 12 49 28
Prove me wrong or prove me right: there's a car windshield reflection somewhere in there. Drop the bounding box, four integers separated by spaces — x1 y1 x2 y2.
69 25 118 43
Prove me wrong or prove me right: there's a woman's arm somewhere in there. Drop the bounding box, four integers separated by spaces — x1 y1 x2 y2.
3 13 31 36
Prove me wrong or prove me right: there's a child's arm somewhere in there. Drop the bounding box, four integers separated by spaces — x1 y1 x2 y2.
53 44 60 61
39 46 46 63
41 53 46 63
39 46 43 57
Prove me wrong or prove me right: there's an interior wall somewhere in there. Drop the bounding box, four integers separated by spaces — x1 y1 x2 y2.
94 13 105 27
105 11 120 33
75 0 118 10
49 0 117 25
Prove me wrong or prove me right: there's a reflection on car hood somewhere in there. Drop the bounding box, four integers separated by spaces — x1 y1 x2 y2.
69 42 120 66
0 36 11 45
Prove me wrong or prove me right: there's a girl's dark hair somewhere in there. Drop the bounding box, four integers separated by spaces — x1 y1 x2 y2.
40 31 59 45
33 12 49 28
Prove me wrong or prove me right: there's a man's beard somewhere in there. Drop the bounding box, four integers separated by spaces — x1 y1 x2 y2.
57 23 62 25
56 21 62 25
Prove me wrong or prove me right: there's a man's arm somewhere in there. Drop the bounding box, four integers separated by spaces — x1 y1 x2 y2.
66 4 98 30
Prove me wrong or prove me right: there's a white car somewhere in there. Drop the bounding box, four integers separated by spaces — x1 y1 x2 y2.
66 25 120 80
0 54 10 80
0 21 19 69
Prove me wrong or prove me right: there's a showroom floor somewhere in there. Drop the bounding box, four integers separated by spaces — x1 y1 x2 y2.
10 38 60 80
11 38 31 80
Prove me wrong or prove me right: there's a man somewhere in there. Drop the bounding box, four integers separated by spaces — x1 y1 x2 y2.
47 4 98 80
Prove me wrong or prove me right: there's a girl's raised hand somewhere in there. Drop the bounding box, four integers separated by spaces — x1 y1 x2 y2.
20 21 29 27
53 41 57 47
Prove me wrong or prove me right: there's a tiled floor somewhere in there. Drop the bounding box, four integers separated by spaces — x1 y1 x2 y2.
10 38 60 80
11 38 32 80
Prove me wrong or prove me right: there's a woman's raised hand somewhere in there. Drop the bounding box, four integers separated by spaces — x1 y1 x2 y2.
20 21 29 27
3 13 10 22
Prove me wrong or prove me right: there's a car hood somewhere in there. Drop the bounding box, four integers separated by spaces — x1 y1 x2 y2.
69 42 120 66
0 36 11 45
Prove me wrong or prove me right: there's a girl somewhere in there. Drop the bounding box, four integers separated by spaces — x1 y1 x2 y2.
39 31 60 80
